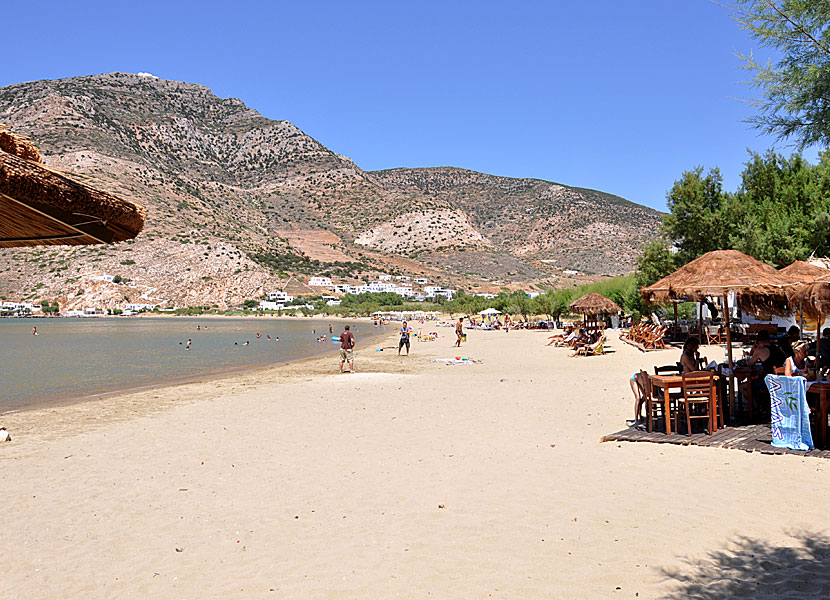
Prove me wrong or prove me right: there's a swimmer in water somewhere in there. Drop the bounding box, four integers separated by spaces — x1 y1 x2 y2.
329 324 333 334
243 341 250 346
267 335 271 340
186 339 192 348
32 326 38 336
196 325 200 331
256 333 261 339
234 342 238 346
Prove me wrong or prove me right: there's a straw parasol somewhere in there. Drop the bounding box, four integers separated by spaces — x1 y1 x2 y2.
568 293 621 316
780 260 830 285
780 261 830 335
642 249 799 419
569 293 620 336
790 279 830 321
641 250 795 316
0 125 145 247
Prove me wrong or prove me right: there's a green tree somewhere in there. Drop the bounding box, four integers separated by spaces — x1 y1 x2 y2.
731 0 830 147
635 238 676 288
661 167 727 264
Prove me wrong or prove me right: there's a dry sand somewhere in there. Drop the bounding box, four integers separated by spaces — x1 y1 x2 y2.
2 325 830 598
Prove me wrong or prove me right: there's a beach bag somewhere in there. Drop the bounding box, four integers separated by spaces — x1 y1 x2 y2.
765 375 813 451
461 334 467 342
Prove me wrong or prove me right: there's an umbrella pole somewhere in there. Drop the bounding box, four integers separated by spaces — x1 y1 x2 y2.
673 302 678 341
799 306 804 341
723 293 735 423
698 301 703 342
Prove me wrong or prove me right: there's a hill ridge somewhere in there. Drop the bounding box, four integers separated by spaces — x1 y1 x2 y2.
0 72 662 308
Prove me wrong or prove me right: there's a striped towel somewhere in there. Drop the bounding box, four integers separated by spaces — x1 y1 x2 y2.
765 375 813 451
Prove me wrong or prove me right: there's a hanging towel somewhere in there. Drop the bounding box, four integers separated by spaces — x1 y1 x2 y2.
765 375 814 451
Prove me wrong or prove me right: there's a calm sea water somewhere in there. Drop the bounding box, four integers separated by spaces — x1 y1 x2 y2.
0 317 386 413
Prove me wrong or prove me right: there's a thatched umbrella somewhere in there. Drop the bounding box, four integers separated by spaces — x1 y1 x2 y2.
569 293 620 335
781 260 830 285
641 250 798 417
780 261 830 336
790 281 830 319
569 292 621 315
790 279 830 340
0 125 145 247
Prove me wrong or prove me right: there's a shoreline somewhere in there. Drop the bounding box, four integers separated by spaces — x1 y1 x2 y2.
0 317 394 416
0 324 403 446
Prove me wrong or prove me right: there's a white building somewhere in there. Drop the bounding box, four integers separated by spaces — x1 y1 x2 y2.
563 270 579 276
326 299 342 306
378 274 392 281
413 277 428 285
308 276 334 287
475 293 497 299
424 286 456 300
392 286 414 297
267 291 294 303
396 275 411 281
258 301 284 311
124 303 156 311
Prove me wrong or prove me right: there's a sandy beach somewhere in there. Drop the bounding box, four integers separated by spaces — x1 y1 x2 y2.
2 324 830 598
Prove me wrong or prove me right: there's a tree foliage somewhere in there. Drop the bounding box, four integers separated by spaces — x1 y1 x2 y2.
645 150 830 279
731 0 830 147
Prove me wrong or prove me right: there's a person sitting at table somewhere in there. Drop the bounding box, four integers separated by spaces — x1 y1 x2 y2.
679 336 701 373
746 329 786 374
778 325 800 359
784 341 809 376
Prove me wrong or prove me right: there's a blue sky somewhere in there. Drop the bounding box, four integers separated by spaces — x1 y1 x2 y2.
1 1 817 212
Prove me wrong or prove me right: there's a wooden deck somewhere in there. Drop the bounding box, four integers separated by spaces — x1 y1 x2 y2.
602 422 830 459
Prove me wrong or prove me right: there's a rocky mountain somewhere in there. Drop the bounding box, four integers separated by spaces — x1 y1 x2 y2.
0 73 663 308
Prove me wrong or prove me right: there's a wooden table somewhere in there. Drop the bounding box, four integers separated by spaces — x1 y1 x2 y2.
649 374 721 435
807 381 830 448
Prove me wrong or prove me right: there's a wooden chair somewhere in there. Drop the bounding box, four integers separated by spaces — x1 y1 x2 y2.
676 371 716 437
644 326 667 349
572 336 606 357
654 364 681 376
706 326 727 345
639 369 667 433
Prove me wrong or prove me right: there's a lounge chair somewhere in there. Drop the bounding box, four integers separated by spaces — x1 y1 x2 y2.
572 336 606 357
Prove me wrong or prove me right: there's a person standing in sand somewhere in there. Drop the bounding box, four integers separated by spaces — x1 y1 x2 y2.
455 317 464 347
398 320 412 356
339 325 356 373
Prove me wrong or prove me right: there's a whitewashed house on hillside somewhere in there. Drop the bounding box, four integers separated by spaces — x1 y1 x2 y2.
308 276 334 287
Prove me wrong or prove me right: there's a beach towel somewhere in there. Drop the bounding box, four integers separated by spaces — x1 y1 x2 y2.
765 375 813 451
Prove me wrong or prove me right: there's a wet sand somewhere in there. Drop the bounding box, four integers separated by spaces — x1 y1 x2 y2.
2 325 829 598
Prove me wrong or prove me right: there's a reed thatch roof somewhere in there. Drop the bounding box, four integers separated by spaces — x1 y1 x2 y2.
780 260 830 284
569 292 621 315
0 126 145 247
0 125 41 162
641 250 796 315
790 280 830 320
